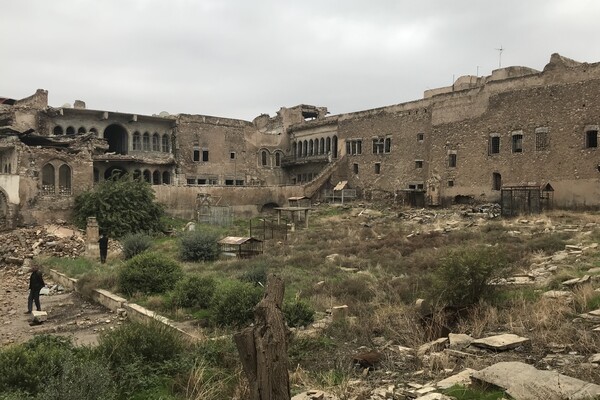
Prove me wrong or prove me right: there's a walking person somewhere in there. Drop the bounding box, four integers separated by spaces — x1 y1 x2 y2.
98 233 109 263
26 265 45 314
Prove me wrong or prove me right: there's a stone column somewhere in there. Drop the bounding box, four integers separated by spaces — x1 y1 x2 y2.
86 217 100 259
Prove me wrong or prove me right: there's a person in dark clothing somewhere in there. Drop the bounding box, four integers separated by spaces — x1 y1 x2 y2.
27 265 45 314
98 234 109 263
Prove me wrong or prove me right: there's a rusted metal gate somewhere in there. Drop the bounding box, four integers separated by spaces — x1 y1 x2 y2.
501 183 554 217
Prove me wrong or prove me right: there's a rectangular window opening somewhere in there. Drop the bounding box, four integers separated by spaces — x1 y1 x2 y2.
202 150 209 162
489 136 500 154
374 163 381 174
415 160 423 169
353 163 359 174
448 154 457 168
512 134 523 153
586 130 598 148
448 180 454 187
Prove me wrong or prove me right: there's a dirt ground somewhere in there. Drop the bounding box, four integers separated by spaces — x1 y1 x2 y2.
0 265 120 348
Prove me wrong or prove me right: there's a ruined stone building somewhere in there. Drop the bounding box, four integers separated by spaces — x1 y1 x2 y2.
1 53 599 229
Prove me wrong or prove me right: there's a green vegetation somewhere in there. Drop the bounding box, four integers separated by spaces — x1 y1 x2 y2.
121 232 154 259
33 207 600 397
73 175 165 237
118 252 183 295
443 385 507 400
179 229 220 262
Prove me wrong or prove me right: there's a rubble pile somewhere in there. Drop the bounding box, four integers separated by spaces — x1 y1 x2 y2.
0 224 86 267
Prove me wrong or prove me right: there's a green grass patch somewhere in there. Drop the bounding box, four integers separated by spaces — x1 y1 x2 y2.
41 257 99 278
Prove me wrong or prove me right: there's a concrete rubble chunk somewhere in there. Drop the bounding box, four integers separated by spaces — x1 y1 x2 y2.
448 333 474 349
416 393 453 400
471 333 529 351
31 310 47 322
436 368 476 389
471 361 600 400
562 275 591 287
542 290 573 299
418 337 448 357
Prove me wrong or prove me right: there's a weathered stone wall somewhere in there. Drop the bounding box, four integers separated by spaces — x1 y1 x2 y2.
153 184 305 219
428 77 600 207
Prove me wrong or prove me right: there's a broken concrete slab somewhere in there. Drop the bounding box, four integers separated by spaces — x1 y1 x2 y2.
562 275 591 287
435 368 476 389
471 361 600 400
448 333 474 349
542 290 573 300
471 333 529 351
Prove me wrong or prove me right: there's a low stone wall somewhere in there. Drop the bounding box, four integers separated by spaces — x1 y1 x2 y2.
46 269 200 341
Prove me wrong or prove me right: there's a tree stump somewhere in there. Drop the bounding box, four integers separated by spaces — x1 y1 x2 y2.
234 274 290 400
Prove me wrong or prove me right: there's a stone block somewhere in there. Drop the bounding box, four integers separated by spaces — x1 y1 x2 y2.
32 310 47 322
331 305 348 321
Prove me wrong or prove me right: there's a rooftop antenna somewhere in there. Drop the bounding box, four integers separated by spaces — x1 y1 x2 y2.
495 45 504 68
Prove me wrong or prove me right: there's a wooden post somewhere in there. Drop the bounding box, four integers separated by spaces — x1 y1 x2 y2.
234 275 290 400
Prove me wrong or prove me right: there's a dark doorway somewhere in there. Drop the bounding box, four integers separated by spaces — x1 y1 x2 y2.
103 124 129 155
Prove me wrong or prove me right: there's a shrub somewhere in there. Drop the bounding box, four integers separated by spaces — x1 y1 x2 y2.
429 246 511 307
211 280 263 326
122 233 153 260
119 252 183 295
239 266 268 286
97 320 185 370
0 335 74 395
284 298 315 328
37 356 117 400
172 275 216 308
179 230 220 262
73 175 165 238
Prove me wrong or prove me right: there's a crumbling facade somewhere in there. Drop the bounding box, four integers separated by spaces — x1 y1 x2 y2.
2 53 600 229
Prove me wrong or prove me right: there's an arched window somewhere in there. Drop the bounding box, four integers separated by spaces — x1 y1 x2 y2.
275 152 281 167
133 169 142 180
132 132 141 150
162 134 169 152
309 140 314 156
90 127 98 136
142 132 150 151
303 140 308 157
261 150 268 166
66 126 75 135
292 142 297 158
162 171 170 184
297 141 303 157
152 133 160 151
58 164 72 195
143 169 151 183
332 135 338 158
78 127 87 134
319 138 325 155
326 137 331 154
41 164 55 195
53 126 64 135
152 170 161 185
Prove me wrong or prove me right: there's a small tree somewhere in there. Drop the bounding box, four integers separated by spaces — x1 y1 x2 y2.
73 175 165 238
179 230 220 262
118 252 183 295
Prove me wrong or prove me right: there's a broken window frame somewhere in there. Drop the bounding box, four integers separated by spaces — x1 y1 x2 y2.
346 139 362 155
162 134 169 152
152 133 160 151
133 132 142 151
142 132 151 151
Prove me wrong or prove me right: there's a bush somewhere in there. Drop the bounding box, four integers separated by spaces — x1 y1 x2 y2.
211 280 263 326
122 233 153 260
239 266 268 286
37 356 117 400
0 335 75 395
97 320 185 370
119 252 183 295
73 175 165 238
284 298 315 327
172 275 216 308
179 230 220 262
429 246 511 307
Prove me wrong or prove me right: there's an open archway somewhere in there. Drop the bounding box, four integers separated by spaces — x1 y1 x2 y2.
103 124 129 155
104 166 127 180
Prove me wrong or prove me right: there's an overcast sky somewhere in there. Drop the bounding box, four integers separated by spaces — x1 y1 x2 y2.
3 0 600 121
